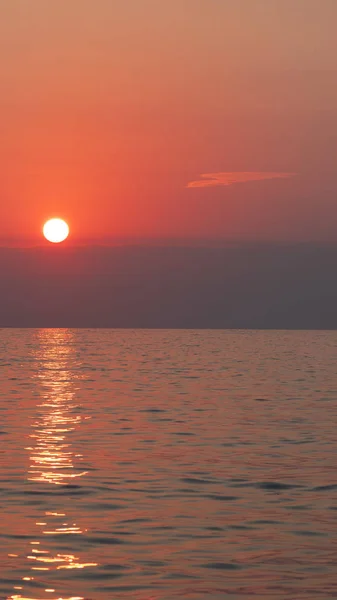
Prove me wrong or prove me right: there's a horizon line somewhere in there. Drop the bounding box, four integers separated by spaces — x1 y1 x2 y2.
1 239 337 250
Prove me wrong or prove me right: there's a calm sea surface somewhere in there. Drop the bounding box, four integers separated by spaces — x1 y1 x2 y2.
1 329 337 600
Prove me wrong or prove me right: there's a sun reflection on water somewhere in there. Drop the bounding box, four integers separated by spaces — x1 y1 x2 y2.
9 329 97 600
27 330 88 486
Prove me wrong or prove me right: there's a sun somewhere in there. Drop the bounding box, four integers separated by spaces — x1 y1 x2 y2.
43 218 69 244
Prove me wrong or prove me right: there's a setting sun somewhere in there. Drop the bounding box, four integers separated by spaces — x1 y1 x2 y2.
43 218 69 244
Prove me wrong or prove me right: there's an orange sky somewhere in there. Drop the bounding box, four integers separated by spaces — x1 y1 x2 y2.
1 0 337 245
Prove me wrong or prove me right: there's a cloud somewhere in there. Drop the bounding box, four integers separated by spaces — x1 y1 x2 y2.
187 172 296 188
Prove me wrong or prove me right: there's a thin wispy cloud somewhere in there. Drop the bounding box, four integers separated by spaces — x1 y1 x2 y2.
187 172 296 189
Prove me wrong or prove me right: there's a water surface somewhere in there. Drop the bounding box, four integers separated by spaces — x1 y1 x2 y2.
1 329 337 599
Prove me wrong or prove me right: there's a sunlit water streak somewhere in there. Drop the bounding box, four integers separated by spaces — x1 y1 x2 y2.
1 329 337 599
4 330 96 600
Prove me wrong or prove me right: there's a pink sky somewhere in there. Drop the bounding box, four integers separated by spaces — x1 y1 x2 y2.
0 0 337 245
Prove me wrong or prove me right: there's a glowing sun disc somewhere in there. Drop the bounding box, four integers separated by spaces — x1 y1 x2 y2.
43 218 69 244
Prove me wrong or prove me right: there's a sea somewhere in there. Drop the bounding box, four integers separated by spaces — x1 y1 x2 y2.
1 329 337 600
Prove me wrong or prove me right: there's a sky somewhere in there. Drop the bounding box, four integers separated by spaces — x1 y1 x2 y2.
1 0 337 245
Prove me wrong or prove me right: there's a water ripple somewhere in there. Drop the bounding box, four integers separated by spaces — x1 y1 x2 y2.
1 328 337 599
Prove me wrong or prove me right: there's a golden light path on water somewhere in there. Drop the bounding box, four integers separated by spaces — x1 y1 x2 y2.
9 330 97 600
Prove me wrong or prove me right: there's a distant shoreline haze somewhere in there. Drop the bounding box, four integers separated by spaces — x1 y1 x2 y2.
0 244 336 329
